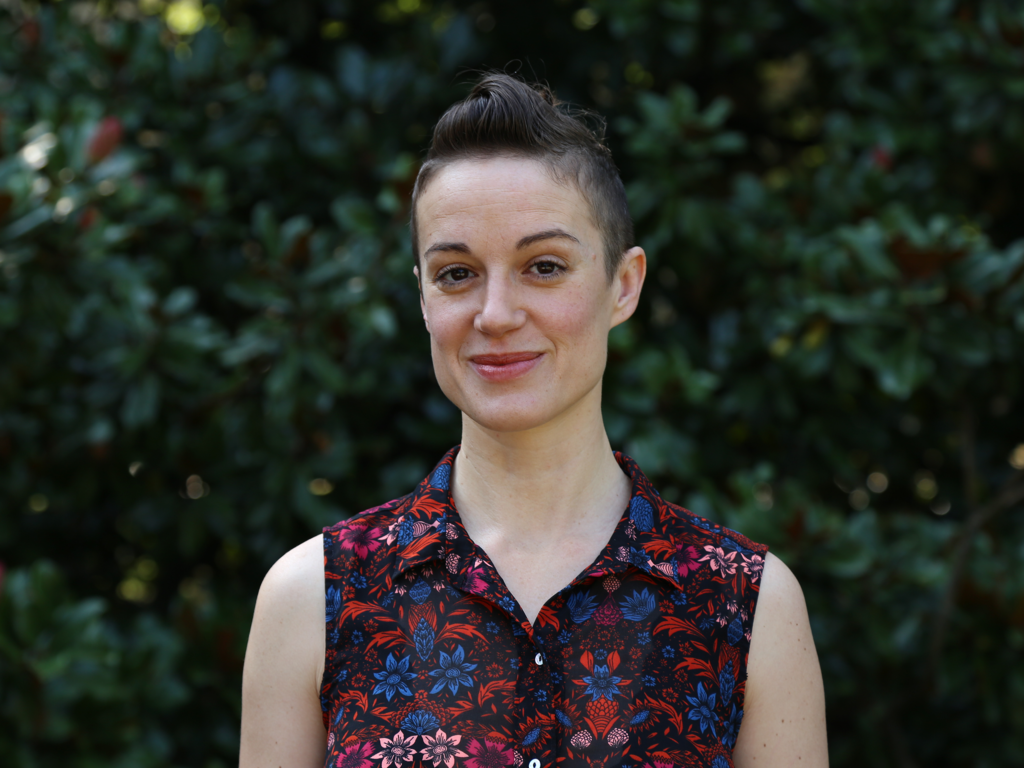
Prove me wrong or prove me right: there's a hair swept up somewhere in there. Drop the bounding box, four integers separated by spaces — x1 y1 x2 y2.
410 72 633 279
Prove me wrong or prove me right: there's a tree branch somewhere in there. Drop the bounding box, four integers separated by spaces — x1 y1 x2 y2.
927 408 1024 680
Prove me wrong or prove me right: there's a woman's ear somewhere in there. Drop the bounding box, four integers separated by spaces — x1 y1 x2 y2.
609 246 647 329
413 265 429 332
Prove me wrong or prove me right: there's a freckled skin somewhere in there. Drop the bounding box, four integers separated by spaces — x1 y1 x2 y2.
414 157 626 435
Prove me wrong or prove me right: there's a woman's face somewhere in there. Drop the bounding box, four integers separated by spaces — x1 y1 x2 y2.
414 156 645 434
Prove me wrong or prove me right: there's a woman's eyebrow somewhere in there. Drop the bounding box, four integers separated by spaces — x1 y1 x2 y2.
515 229 580 249
424 241 472 258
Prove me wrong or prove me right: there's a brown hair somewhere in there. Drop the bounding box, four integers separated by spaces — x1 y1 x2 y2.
410 73 633 280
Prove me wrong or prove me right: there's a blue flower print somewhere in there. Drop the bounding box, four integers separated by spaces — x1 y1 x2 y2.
686 682 718 736
636 630 651 646
549 671 563 685
630 710 650 725
535 689 548 702
567 591 599 623
582 664 623 702
523 727 542 746
628 547 651 569
326 585 342 623
712 757 730 768
555 709 574 728
510 657 520 671
721 704 743 748
727 615 744 645
699 616 717 631
372 653 416 701
396 517 415 546
619 588 657 621
594 648 608 661
722 532 753 554
348 572 368 589
401 709 440 735
485 621 501 634
642 675 657 687
661 645 675 659
429 645 477 695
499 596 517 614
351 630 364 644
430 463 450 490
629 496 655 532
413 618 435 661
670 591 688 606
719 660 735 705
409 578 432 605
557 630 573 645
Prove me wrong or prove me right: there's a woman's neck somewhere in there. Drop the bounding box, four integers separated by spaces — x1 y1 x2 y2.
451 387 631 549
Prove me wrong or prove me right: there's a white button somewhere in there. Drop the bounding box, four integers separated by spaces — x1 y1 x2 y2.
534 652 544 666
529 760 541 768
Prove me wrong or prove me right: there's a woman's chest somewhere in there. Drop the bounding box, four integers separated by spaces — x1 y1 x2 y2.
323 570 747 768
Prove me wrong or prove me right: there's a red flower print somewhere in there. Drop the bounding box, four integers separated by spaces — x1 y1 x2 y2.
465 739 514 768
336 741 374 768
675 545 701 577
321 447 768 768
338 522 384 560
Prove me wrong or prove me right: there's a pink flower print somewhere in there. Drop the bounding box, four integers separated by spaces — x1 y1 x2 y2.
675 545 701 577
465 738 515 768
699 545 737 575
372 731 418 768
338 523 384 560
463 562 489 593
420 730 469 768
593 596 623 626
741 553 764 581
336 742 374 768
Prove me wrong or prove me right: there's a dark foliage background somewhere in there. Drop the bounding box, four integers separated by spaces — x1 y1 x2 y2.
2 1 1024 766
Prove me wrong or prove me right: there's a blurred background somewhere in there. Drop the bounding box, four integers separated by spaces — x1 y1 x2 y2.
2 0 1023 765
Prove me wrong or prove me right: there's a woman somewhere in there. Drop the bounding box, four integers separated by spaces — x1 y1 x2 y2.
240 74 828 768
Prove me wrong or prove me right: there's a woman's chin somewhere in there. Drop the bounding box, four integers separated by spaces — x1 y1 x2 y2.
458 396 567 436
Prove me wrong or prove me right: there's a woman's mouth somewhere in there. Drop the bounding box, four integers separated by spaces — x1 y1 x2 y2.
468 352 544 382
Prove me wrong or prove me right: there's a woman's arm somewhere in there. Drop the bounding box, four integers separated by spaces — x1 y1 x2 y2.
239 534 328 768
733 552 829 767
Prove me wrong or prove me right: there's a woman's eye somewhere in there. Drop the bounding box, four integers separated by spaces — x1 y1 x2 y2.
439 267 473 282
531 260 562 276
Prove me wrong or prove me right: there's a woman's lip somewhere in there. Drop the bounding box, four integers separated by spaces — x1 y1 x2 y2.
468 352 543 382
470 352 542 365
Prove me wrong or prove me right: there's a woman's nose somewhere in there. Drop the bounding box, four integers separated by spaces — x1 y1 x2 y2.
474 277 526 337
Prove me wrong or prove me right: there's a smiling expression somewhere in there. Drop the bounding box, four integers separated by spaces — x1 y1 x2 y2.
414 156 645 434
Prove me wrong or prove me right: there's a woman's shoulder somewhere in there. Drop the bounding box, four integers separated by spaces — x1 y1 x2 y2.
256 534 326 618
659 498 769 557
322 494 412 537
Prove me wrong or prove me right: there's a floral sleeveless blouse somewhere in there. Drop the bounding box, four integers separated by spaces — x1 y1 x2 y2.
322 447 768 768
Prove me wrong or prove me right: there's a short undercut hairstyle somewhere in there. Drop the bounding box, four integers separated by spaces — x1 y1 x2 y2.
410 73 634 280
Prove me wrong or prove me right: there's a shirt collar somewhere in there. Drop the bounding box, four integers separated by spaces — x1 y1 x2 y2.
389 445 683 591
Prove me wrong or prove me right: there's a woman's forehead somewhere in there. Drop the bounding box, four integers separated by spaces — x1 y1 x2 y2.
417 157 598 246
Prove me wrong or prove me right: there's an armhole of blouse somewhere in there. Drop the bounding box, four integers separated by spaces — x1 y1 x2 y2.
320 526 337 730
737 541 770 697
